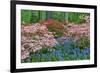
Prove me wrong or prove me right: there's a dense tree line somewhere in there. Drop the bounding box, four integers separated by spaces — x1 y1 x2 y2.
21 10 89 24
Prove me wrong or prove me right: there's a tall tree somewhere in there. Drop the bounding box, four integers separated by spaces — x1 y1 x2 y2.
39 11 46 21
64 13 68 20
21 10 32 24
46 11 52 19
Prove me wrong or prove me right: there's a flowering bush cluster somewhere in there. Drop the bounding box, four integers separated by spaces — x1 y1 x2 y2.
21 19 90 61
40 19 67 37
66 23 90 40
21 23 58 59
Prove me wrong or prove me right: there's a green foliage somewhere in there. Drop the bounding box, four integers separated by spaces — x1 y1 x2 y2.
21 10 42 24
21 10 89 24
31 55 38 62
47 25 64 37
39 46 50 54
21 10 32 24
68 12 90 24
72 37 90 49
53 45 63 50
51 12 65 22
30 11 40 23
40 11 46 21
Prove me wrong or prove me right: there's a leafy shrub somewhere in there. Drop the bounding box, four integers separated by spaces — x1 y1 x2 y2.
51 12 65 22
40 19 66 37
30 11 40 23
72 37 90 49
68 12 90 24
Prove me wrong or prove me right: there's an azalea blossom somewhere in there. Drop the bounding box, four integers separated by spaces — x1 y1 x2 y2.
21 23 58 60
21 47 30 60
67 24 90 38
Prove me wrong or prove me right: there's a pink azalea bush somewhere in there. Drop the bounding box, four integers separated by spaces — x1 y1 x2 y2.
66 23 90 38
21 23 58 60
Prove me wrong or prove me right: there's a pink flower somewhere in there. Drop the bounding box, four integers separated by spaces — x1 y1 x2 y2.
21 48 29 60
67 24 90 41
21 23 58 59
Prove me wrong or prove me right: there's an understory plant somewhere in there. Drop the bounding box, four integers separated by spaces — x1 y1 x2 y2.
72 37 90 50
